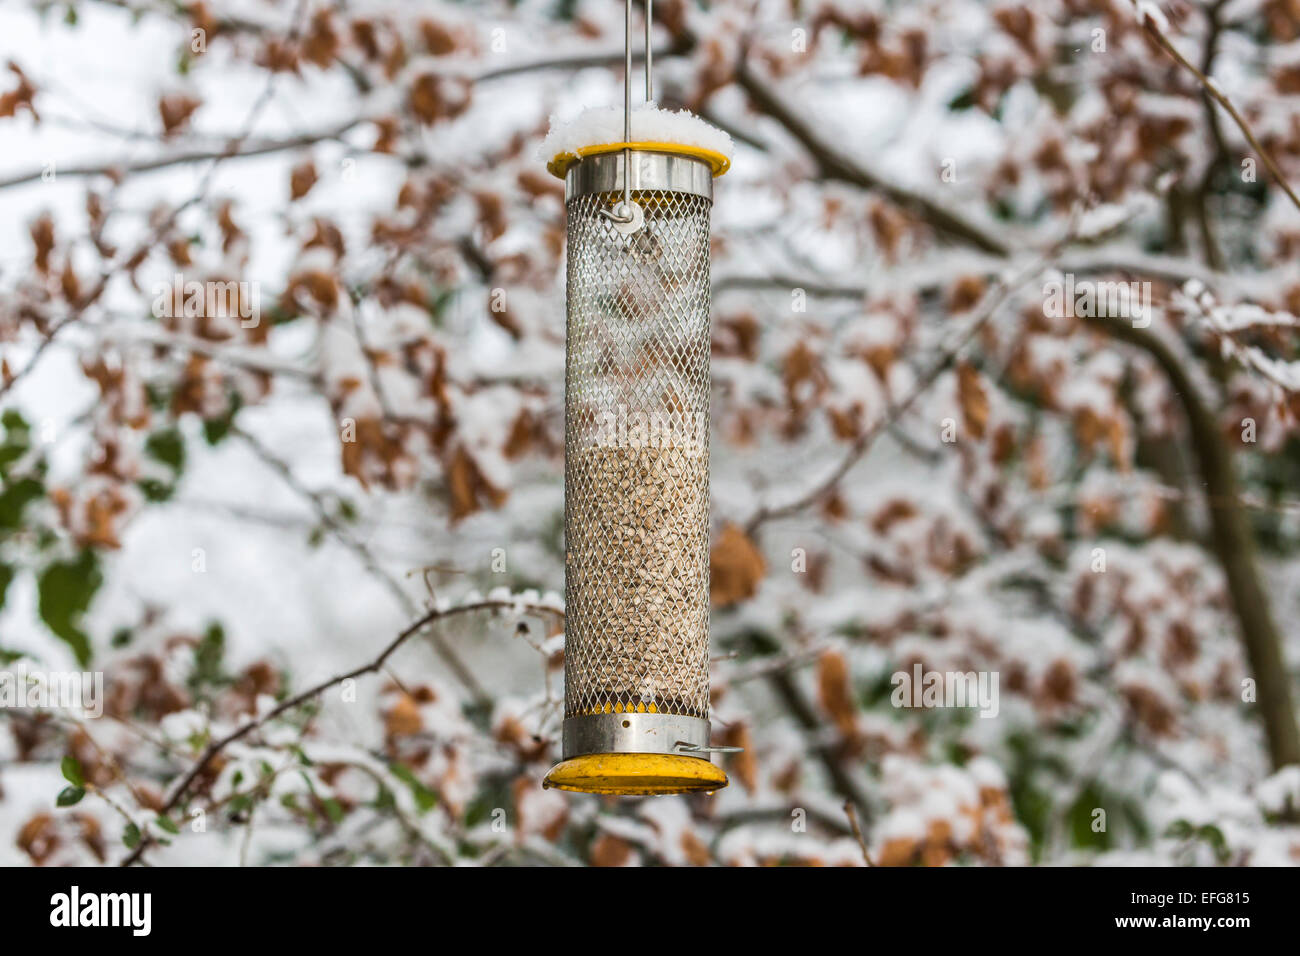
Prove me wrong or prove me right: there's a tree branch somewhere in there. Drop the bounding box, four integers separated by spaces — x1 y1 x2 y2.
1082 314 1300 770
231 425 491 707
1137 3 1300 215
744 254 1049 533
0 119 368 192
734 57 1010 256
120 597 562 865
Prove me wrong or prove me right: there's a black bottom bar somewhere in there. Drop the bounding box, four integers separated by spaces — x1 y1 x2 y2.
7 864 1278 942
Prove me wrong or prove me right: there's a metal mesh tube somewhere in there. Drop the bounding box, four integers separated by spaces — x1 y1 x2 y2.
563 152 713 723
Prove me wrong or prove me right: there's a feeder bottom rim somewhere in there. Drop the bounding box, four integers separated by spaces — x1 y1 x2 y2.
542 752 728 796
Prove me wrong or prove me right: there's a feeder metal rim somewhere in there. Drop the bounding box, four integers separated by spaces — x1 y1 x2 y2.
547 140 731 179
563 149 715 204
562 711 711 759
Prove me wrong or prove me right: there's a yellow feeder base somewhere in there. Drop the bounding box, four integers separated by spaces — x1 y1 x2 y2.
543 752 728 796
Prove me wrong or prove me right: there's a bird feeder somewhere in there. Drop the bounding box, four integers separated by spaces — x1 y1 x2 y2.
542 0 736 796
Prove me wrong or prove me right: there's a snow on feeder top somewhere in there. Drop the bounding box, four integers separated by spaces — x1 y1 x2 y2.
542 1 738 797
541 102 733 181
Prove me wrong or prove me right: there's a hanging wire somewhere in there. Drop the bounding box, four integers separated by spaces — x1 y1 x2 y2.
645 0 653 102
621 0 632 214
601 0 652 226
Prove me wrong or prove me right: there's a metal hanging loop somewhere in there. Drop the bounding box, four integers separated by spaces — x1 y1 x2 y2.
598 0 652 232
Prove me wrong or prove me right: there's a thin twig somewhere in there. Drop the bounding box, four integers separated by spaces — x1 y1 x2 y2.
744 253 1052 533
119 597 561 866
231 425 490 705
844 799 873 866
1137 3 1300 215
0 120 367 192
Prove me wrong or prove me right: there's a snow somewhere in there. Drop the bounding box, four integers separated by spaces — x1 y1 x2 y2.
1 0 1297 871
538 102 734 162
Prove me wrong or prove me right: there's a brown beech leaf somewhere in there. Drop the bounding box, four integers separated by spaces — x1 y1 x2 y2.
409 74 471 125
302 10 340 68
371 115 400 153
711 311 760 360
1106 414 1132 471
503 408 539 458
257 39 300 74
709 522 765 606
473 190 507 241
590 833 633 867
876 834 919 867
216 200 246 254
720 723 757 793
284 268 339 311
289 160 318 201
59 259 80 305
816 649 857 735
17 813 57 865
419 19 460 55
957 361 989 440
446 445 507 521
680 830 712 866
781 340 825 412
948 274 986 313
384 692 422 738
0 62 37 120
158 93 201 137
517 169 564 200
30 214 54 273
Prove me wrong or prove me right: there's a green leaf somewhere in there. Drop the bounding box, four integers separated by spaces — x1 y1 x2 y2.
145 427 185 471
0 409 29 434
154 815 180 835
947 87 976 111
61 755 85 787
188 621 226 693
0 477 43 529
202 395 241 445
137 478 175 503
1198 823 1230 862
227 794 253 817
388 763 437 813
138 427 186 501
37 550 102 667
0 563 13 613
1067 783 1111 851
321 797 345 824
123 823 141 849
0 409 31 475
57 785 86 807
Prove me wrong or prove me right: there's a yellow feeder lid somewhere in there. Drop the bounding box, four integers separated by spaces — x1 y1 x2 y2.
544 752 729 796
547 141 731 180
